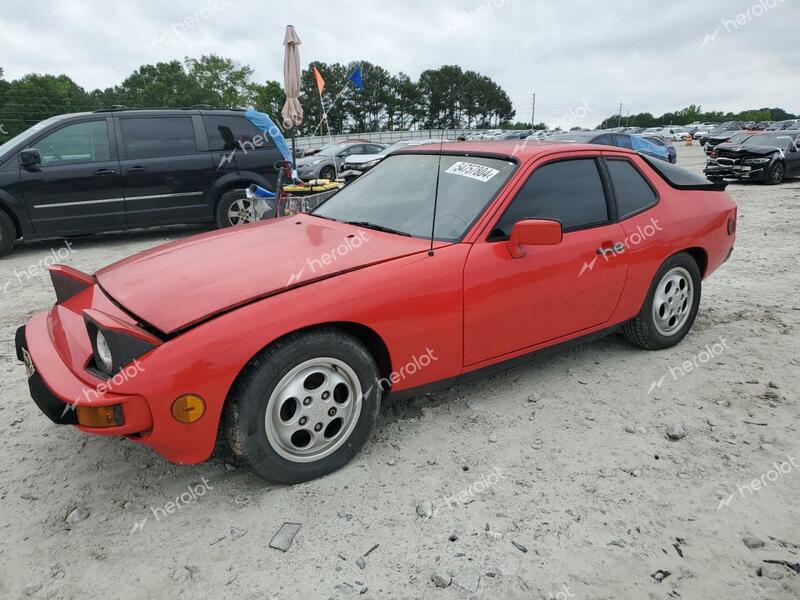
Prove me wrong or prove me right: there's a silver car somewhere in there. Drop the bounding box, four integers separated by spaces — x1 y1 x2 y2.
295 141 385 180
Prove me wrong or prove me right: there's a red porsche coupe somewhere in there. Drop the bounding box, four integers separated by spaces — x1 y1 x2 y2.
16 141 736 483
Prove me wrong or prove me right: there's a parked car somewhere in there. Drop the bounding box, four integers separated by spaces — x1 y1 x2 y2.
16 140 736 483
295 141 385 181
765 119 800 131
548 131 670 162
698 122 745 145
704 131 800 184
704 130 747 155
641 135 677 163
0 107 289 256
339 139 437 181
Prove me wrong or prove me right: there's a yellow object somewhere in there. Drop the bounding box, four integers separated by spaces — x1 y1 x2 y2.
76 405 120 428
171 394 206 423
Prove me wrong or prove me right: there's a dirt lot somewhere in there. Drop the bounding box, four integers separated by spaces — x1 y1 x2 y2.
1 144 798 600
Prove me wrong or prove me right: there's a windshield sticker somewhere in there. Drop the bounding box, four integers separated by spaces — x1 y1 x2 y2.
445 161 500 182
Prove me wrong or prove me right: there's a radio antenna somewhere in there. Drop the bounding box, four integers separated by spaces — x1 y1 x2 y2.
428 127 446 256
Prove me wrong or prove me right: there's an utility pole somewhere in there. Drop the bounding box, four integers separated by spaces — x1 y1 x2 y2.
531 93 536 129
617 103 623 127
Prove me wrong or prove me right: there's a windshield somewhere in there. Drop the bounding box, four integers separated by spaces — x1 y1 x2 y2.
0 115 65 157
314 154 516 241
727 132 755 144
315 143 353 156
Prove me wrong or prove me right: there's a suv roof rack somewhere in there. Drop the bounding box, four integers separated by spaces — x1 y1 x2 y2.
92 105 246 113
93 105 128 112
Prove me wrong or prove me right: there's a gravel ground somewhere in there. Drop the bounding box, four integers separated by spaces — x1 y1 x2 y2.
1 144 798 599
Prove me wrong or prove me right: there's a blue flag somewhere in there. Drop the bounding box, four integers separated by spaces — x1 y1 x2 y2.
348 67 365 90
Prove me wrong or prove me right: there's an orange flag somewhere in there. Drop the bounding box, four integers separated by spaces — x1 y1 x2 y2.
313 66 325 94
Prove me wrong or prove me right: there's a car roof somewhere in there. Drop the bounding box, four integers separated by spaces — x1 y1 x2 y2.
394 139 636 161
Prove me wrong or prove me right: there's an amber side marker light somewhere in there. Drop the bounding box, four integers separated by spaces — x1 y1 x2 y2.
172 394 206 423
76 405 122 428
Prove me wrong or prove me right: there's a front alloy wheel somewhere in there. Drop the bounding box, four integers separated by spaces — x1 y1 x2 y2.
224 328 380 484
766 161 785 185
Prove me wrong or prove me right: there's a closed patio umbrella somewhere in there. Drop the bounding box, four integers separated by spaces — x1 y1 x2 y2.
281 25 303 137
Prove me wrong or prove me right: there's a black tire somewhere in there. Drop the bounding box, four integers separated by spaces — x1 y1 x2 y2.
224 328 381 484
623 252 702 350
0 210 16 257
214 189 248 228
765 161 785 185
318 165 336 181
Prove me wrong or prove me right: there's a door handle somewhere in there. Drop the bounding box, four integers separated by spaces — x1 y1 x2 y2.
94 168 116 176
126 166 147 173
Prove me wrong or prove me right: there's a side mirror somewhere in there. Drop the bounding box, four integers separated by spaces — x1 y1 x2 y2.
19 148 42 169
507 219 563 258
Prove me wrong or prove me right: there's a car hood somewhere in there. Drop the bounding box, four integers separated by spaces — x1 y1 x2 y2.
345 153 383 165
95 215 432 334
718 144 782 157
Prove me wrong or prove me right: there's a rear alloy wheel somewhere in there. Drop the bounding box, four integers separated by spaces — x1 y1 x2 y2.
623 253 701 350
0 210 16 257
766 161 785 185
215 189 274 228
318 165 336 181
224 328 380 484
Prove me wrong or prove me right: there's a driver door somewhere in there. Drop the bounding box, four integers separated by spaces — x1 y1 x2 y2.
20 118 124 235
463 156 628 366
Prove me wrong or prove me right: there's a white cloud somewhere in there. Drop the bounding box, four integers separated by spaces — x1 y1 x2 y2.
0 0 797 128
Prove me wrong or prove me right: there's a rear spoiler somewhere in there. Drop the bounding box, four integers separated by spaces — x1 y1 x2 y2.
640 156 728 191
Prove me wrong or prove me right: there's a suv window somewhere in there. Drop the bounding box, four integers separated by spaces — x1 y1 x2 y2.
607 159 658 219
490 158 608 239
203 115 274 152
37 121 110 166
120 117 196 159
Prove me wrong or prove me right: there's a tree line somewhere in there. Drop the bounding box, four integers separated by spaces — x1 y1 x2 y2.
597 104 797 129
0 57 516 140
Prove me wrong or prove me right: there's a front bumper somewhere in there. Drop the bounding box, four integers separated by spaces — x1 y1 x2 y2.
704 162 768 181
16 313 153 436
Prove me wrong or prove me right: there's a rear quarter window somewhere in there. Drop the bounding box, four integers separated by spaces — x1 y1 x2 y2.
203 115 276 152
607 159 658 219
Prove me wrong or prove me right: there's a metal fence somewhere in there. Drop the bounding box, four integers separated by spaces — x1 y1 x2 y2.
292 129 474 151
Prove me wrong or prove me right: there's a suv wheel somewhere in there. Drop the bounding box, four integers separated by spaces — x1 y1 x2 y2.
215 189 274 228
0 210 17 257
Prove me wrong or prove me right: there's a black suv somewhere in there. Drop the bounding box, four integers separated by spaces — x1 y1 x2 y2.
0 107 284 256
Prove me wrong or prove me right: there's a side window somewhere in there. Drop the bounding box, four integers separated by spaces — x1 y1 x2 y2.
365 144 384 154
37 121 110 166
203 116 274 152
607 159 658 219
339 145 358 156
593 134 613 145
120 117 196 159
613 134 633 150
490 158 608 239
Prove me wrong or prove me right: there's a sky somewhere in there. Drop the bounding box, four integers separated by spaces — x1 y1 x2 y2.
0 0 798 129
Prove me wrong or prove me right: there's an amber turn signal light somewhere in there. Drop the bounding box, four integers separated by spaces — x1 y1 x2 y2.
76 404 121 428
172 394 206 423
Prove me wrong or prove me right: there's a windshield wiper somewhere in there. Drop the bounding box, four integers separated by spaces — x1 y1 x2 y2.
344 221 412 237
